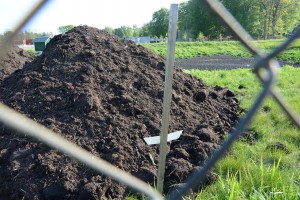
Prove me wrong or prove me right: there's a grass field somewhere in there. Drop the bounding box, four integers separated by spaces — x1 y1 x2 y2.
143 39 300 64
143 39 300 199
186 66 300 199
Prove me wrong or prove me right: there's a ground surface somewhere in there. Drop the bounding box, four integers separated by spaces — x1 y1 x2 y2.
175 55 299 70
0 26 240 200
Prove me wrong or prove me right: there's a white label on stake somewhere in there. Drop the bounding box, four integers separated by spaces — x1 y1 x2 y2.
143 130 183 145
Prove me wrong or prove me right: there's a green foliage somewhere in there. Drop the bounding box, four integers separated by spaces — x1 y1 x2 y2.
185 66 300 199
0 30 53 42
114 26 133 38
25 49 39 57
104 26 114 33
197 32 206 42
132 25 140 37
178 2 190 31
183 32 188 41
218 33 223 41
57 25 75 34
222 0 261 37
178 2 193 40
181 0 231 39
149 8 169 38
140 23 151 37
105 25 142 38
177 0 300 40
257 0 300 39
255 39 300 63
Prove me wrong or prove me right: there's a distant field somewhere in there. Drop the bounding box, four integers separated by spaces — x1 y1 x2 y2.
142 39 300 64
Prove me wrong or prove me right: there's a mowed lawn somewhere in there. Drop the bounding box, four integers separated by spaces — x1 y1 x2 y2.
143 39 300 64
186 66 300 199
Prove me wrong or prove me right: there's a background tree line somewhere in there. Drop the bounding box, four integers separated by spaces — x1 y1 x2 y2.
0 30 53 42
106 0 300 40
1 0 299 42
178 0 300 40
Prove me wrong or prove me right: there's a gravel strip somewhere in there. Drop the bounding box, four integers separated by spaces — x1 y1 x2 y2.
175 55 299 70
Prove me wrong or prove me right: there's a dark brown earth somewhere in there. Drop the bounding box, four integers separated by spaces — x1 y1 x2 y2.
0 45 34 81
0 26 240 200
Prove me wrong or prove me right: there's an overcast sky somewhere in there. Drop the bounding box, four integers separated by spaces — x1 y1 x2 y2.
0 0 187 34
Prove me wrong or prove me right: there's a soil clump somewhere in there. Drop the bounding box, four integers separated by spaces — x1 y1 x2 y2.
0 45 34 81
0 25 240 199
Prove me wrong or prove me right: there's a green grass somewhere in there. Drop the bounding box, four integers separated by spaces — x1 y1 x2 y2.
130 39 300 199
25 49 39 57
143 41 251 58
142 39 300 63
185 66 300 199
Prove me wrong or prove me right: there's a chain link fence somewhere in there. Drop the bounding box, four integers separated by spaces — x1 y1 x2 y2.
0 0 299 199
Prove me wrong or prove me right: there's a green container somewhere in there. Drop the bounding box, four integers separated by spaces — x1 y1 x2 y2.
33 36 51 51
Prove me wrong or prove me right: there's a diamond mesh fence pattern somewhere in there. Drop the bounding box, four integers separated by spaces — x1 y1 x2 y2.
0 0 299 199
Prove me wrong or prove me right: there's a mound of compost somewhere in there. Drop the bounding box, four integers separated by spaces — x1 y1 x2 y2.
0 26 240 199
0 45 34 81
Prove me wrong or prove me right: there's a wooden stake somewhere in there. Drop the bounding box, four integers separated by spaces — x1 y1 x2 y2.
157 3 178 194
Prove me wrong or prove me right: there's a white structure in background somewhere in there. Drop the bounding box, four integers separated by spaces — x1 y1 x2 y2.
124 36 163 44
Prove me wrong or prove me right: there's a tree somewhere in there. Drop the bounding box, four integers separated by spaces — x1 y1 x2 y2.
114 28 123 38
132 25 140 37
178 3 192 33
104 26 114 33
114 26 133 38
58 25 75 34
258 0 300 39
149 8 169 38
270 0 300 37
280 0 300 35
0 31 13 42
222 0 260 37
177 0 300 40
187 0 226 39
140 23 151 36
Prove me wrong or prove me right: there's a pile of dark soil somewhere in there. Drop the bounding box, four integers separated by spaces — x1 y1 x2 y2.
0 45 34 81
0 26 240 199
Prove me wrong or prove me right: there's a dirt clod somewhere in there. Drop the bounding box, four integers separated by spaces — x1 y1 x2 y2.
266 142 290 154
0 25 240 199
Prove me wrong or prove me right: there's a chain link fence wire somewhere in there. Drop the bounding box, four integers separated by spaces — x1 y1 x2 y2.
0 0 299 199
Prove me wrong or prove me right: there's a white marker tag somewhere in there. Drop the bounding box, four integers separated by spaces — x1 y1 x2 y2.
143 130 183 145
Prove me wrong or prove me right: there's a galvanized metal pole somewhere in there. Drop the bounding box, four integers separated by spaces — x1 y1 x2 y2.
157 3 179 194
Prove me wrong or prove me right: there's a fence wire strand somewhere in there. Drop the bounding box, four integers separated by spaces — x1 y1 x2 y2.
0 0 299 199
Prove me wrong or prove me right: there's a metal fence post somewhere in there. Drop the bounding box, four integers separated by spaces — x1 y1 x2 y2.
157 3 179 194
